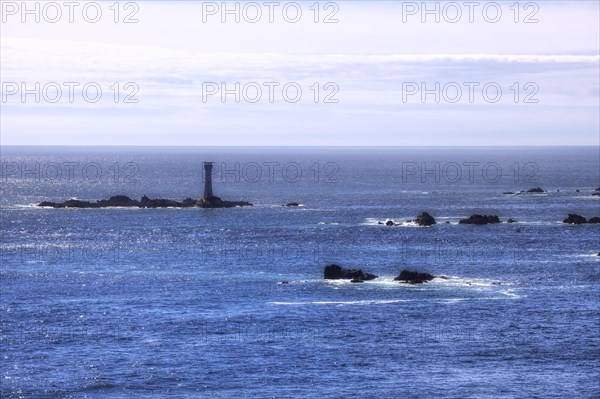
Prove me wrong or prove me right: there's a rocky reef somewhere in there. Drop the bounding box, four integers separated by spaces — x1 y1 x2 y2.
323 264 378 282
394 270 435 284
459 214 501 225
504 187 546 195
526 187 546 193
563 214 600 224
39 195 252 209
323 265 438 284
415 212 437 226
379 212 436 227
197 195 252 208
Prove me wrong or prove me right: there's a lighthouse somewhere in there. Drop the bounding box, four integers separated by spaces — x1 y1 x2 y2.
203 162 214 200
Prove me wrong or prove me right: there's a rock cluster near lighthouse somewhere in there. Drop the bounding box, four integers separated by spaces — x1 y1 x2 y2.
39 195 252 209
38 161 253 209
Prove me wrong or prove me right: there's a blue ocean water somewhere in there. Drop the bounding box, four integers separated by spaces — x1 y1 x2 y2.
1 146 599 398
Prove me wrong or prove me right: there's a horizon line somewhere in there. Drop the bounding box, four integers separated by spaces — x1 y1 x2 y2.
1 145 599 148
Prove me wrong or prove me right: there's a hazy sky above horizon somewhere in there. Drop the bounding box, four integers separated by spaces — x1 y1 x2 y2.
1 0 599 146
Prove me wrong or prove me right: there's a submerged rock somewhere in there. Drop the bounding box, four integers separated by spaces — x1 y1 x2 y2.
563 214 587 224
324 264 377 281
415 212 436 226
459 215 501 225
394 270 435 284
507 218 518 224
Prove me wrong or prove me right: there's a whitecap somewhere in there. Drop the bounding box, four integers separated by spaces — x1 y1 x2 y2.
500 289 523 299
270 299 413 306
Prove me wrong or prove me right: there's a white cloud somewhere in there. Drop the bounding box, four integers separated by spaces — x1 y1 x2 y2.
1 1 599 146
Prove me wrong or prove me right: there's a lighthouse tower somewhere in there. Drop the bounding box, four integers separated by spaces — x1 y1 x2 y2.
203 162 214 200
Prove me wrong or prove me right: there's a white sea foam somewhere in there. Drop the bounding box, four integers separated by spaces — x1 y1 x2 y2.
320 276 508 291
362 218 422 227
582 253 600 259
500 289 523 299
15 204 41 208
562 253 600 259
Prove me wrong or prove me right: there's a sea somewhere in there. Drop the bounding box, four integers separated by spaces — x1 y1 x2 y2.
1 146 599 398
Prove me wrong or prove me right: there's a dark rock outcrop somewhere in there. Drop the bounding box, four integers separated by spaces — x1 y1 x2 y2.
181 198 198 207
563 214 587 224
98 195 138 207
587 217 600 224
385 220 395 226
284 202 300 207
197 195 252 208
62 199 99 208
394 270 435 284
138 195 183 208
324 264 377 281
415 212 436 226
39 195 252 209
459 215 501 225
507 218 518 224
38 201 60 207
527 187 545 193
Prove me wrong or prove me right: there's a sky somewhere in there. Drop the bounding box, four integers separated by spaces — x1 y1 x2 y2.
0 0 599 146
